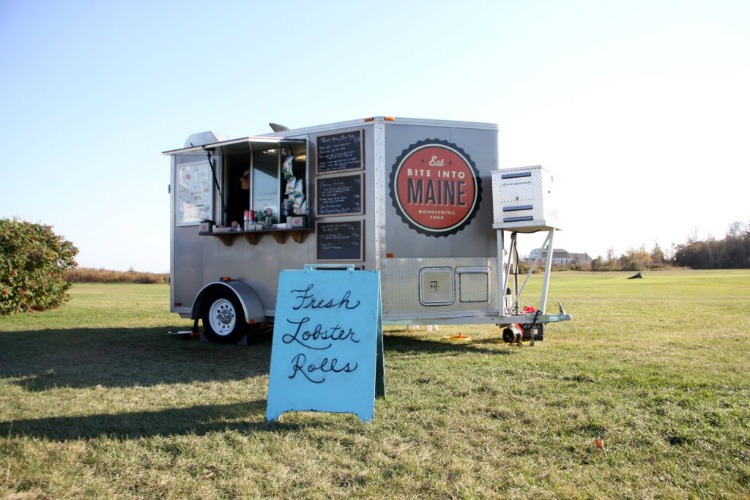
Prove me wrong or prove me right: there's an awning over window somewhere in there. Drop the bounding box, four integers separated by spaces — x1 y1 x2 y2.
163 137 306 156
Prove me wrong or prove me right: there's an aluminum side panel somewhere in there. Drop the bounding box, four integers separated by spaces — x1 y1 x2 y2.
381 257 499 320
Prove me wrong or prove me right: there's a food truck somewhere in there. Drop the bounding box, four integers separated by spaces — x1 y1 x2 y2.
163 116 571 344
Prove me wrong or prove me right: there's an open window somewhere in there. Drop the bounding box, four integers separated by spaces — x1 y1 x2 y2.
166 137 307 229
217 139 307 227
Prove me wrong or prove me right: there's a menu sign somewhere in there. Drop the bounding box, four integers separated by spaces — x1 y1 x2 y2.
317 130 363 173
317 221 363 261
266 268 384 422
316 174 363 216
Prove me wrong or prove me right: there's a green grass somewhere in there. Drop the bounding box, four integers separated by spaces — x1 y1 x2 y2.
1 271 749 498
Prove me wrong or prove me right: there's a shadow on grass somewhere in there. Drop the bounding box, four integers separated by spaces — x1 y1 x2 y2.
384 328 513 357
0 326 511 392
0 327 274 391
0 327 514 441
0 401 312 441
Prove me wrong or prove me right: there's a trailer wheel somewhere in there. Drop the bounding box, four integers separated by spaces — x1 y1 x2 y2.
201 289 248 344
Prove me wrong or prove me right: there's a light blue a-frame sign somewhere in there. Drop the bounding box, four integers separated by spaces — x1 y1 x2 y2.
266 265 385 423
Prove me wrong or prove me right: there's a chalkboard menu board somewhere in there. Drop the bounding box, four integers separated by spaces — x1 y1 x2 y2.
317 130 363 173
316 173 363 216
317 221 363 261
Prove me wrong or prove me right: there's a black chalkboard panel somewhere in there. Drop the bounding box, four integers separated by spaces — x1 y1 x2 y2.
317 130 363 173
317 221 363 261
316 173 363 216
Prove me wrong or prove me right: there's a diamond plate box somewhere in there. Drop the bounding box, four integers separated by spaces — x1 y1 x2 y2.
492 166 560 231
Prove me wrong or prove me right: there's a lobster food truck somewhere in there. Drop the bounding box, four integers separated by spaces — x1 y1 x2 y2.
163 116 571 344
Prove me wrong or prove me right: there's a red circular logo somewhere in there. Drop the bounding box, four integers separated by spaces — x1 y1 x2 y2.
390 140 481 236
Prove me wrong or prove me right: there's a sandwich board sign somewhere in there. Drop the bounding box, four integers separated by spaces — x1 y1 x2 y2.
266 265 385 422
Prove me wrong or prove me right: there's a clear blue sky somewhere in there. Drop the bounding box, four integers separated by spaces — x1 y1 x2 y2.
1 0 748 272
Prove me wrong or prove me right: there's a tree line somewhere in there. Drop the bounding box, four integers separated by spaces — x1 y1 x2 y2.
671 221 750 269
584 221 750 271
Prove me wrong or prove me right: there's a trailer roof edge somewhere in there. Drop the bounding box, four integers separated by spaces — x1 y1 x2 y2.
259 116 498 138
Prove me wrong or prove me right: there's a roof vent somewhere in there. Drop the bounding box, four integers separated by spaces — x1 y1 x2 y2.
269 122 289 132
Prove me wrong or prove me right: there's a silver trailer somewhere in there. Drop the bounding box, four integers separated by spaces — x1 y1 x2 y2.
163 117 571 344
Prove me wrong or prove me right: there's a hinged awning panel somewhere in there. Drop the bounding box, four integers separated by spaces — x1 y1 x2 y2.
163 137 306 156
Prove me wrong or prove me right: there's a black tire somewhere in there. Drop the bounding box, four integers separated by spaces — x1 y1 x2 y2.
201 288 249 344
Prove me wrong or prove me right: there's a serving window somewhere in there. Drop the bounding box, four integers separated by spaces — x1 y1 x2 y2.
217 139 307 228
168 138 307 230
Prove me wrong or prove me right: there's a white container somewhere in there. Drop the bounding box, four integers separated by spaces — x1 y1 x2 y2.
492 166 560 231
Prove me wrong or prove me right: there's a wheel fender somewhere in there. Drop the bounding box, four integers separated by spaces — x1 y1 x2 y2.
191 281 266 324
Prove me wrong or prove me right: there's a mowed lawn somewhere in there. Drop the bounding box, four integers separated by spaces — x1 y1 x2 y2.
1 270 749 498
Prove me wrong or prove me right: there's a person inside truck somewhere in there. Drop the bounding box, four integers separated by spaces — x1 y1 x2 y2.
227 169 250 229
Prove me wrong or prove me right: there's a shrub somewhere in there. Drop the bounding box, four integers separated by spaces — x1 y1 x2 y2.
0 218 79 314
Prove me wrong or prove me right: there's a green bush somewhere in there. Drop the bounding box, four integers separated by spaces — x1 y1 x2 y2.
0 218 79 314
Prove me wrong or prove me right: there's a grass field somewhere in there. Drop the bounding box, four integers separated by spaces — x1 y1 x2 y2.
1 270 749 498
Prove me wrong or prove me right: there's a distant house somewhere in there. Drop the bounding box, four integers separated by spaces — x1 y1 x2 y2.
570 252 593 265
526 248 592 266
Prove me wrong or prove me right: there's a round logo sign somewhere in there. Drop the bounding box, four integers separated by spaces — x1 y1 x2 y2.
389 139 482 237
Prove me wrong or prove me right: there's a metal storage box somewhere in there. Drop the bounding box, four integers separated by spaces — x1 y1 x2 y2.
492 166 560 231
